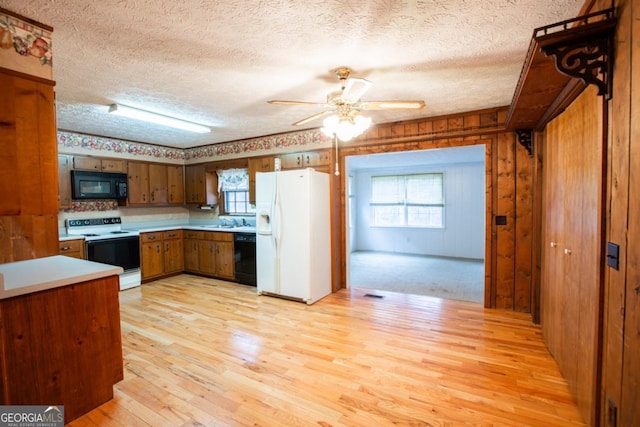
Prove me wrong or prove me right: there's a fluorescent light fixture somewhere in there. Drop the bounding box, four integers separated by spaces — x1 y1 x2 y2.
108 104 210 133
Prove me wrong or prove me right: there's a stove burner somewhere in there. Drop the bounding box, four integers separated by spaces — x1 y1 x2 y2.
83 233 100 237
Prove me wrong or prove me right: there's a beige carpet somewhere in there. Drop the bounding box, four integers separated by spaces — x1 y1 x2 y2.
349 251 485 304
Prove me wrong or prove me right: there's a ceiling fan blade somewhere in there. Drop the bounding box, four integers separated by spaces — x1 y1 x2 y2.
340 77 373 104
359 100 426 110
268 100 327 106
292 110 334 126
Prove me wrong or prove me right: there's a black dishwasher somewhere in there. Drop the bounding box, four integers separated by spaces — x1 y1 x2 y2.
234 233 256 286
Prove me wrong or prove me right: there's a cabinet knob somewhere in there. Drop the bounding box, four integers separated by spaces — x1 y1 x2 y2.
60 246 71 251
550 242 557 248
564 248 572 255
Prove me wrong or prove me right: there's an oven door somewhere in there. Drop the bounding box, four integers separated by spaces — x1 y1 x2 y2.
85 236 140 272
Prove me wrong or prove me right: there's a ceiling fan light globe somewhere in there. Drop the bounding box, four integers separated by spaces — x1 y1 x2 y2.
336 119 356 141
354 115 372 135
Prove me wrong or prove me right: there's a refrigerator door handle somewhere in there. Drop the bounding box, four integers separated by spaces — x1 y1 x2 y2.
272 174 281 292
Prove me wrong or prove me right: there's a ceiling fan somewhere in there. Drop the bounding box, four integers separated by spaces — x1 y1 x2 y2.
268 67 426 130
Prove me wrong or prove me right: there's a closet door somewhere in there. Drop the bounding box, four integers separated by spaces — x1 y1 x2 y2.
540 85 603 425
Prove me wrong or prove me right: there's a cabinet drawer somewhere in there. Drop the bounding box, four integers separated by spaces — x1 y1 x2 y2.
184 230 204 239
140 232 162 243
59 239 84 259
204 231 234 242
163 229 182 240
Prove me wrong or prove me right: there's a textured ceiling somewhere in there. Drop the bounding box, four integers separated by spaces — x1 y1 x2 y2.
1 0 584 149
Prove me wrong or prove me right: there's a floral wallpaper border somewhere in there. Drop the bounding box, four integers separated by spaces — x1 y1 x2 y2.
58 131 186 161
58 128 328 163
0 10 53 80
184 129 328 160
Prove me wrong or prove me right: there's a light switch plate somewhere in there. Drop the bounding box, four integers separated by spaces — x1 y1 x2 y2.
606 242 619 270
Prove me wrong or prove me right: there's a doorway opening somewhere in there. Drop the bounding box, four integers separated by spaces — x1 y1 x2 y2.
345 145 486 303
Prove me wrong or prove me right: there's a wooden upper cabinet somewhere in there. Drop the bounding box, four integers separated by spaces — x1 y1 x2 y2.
127 162 150 204
185 165 217 205
167 165 184 204
280 150 331 172
126 162 183 206
0 71 58 262
73 156 101 171
101 158 127 173
73 156 127 173
248 157 274 204
185 165 206 204
148 164 168 204
58 154 72 209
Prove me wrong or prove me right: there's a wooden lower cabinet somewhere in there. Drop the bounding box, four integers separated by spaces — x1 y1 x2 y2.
0 274 123 424
163 230 184 274
140 230 183 281
59 238 85 259
182 230 234 280
183 230 201 272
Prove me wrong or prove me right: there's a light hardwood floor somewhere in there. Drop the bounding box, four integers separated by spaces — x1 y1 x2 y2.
69 274 584 426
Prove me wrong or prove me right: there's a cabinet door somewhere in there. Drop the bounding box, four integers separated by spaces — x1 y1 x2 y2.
127 162 150 204
248 157 274 204
280 153 304 169
185 165 206 204
183 238 199 272
73 156 101 170
215 241 235 279
197 240 216 275
312 150 331 166
148 164 168 204
58 155 72 209
164 238 184 274
167 165 184 204
141 241 164 280
101 159 127 173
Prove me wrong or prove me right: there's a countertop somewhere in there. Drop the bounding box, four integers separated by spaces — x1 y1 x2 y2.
58 224 256 241
0 255 123 300
142 225 257 233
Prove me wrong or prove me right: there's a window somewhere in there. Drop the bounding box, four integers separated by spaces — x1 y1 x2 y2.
370 173 444 227
217 168 256 215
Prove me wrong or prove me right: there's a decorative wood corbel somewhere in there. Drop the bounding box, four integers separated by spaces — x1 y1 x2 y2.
537 8 616 100
515 129 533 157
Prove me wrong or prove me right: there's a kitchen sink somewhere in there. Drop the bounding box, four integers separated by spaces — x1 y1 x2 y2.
199 224 254 230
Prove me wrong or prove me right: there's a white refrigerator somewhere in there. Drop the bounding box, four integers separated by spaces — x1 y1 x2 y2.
255 168 331 304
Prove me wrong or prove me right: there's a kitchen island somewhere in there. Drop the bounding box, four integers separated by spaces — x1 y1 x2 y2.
0 256 124 424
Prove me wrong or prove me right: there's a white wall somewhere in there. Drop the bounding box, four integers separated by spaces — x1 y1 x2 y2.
352 161 485 260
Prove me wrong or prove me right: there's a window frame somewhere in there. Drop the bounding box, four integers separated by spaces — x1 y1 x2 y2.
220 189 255 216
369 172 445 228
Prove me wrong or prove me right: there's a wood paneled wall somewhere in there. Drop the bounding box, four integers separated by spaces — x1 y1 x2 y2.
336 108 535 312
599 0 640 424
0 69 58 262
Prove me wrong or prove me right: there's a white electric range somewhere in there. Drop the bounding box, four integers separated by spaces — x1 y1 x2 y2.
66 217 141 290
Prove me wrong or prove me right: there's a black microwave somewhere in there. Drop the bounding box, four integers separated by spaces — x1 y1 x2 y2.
71 170 128 200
